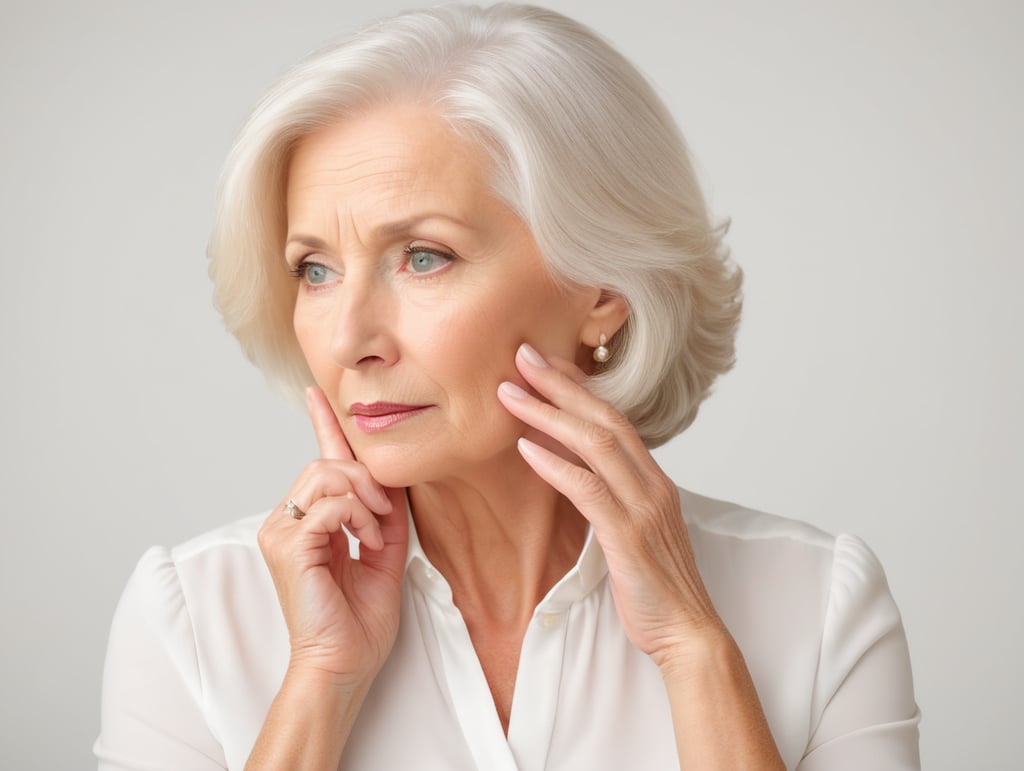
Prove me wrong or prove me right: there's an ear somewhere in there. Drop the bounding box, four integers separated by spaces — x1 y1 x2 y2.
580 291 629 349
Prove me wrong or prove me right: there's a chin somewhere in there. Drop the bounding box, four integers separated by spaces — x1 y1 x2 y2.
353 445 436 489
353 435 517 490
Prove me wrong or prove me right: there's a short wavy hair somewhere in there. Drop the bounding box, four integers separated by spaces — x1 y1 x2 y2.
208 2 741 448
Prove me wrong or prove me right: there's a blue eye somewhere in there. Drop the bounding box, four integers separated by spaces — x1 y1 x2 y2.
289 261 338 286
406 247 452 274
304 263 331 284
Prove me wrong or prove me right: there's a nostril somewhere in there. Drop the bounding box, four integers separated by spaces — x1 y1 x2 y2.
356 355 386 366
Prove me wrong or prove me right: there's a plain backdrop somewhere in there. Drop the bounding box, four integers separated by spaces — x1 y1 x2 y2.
1 0 1021 768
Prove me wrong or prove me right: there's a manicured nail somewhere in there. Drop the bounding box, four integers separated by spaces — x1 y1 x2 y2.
518 343 549 368
517 436 539 458
499 381 529 399
369 487 392 512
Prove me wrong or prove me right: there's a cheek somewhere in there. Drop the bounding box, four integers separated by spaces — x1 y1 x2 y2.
425 292 527 369
430 278 577 371
414 302 512 392
406 298 527 437
293 310 337 388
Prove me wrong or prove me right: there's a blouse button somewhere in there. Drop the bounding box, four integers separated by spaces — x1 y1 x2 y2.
424 567 439 582
539 613 559 628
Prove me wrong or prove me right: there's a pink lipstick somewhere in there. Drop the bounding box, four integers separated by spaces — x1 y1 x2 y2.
349 402 432 432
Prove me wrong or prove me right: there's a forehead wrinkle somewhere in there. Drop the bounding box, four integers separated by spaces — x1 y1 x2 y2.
287 112 496 252
292 145 449 205
290 134 418 188
293 163 417 193
294 175 474 237
297 133 430 178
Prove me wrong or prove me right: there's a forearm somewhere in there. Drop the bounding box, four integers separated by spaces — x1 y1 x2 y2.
660 629 785 771
245 667 369 771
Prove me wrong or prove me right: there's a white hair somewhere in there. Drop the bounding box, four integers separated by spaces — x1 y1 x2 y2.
208 2 741 447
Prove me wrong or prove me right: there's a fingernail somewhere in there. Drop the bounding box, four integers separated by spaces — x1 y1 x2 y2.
518 343 549 368
517 436 539 458
499 381 529 399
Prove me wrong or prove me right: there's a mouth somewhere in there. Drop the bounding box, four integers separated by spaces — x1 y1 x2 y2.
348 401 433 433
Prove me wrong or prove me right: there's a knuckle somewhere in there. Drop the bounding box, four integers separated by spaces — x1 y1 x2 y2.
572 467 607 504
584 423 618 453
598 402 630 431
304 459 361 497
308 458 332 476
257 523 280 561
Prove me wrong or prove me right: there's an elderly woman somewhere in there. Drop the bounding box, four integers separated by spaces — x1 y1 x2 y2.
95 4 919 770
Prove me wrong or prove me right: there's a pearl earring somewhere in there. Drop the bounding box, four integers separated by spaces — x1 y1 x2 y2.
593 333 610 363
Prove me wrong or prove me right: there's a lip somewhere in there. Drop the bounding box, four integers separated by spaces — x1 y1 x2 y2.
349 402 432 433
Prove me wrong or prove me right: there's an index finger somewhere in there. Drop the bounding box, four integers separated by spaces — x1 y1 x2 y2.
306 386 355 461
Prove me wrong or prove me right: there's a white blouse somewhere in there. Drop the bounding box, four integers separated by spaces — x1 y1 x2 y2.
94 487 920 770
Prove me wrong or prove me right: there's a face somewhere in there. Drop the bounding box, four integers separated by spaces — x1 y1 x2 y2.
286 104 601 487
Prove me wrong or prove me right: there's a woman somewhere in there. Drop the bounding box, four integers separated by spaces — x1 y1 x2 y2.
95 4 919 769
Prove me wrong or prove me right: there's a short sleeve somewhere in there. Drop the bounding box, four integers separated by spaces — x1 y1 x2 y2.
797 534 921 770
94 547 227 771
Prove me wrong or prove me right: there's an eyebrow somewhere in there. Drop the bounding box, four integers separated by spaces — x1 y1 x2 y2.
285 234 331 252
285 214 473 251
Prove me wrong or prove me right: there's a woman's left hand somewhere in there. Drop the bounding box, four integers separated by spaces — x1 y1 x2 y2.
497 342 728 674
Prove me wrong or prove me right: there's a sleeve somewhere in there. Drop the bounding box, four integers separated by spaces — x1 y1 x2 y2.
94 546 227 771
796 534 921 771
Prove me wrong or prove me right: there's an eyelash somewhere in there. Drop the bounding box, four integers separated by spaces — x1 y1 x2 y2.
287 261 329 287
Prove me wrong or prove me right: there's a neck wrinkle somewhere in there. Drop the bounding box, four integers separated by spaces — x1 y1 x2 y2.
407 461 588 629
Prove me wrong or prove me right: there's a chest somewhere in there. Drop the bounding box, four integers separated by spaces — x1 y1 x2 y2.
468 630 523 735
339 583 680 770
205 549 815 769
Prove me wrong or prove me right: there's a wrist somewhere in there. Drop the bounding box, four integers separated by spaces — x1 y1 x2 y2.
657 625 785 768
246 660 374 770
284 658 375 700
652 622 740 684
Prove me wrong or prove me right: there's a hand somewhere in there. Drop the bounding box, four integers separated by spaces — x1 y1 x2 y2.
497 343 726 673
257 386 409 686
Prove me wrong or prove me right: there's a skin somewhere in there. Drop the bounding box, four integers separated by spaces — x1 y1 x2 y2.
247 104 784 770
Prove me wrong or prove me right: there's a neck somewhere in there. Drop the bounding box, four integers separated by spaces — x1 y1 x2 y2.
408 446 587 630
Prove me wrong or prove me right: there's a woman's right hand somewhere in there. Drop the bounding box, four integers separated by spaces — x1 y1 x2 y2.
257 386 409 688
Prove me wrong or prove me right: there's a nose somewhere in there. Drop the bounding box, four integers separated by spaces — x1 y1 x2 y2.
328 269 398 370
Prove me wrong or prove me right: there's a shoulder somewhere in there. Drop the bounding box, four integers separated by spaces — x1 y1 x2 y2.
130 512 268 595
678 486 835 551
111 512 288 701
677 486 884 592
676 487 918 762
100 515 289 765
163 510 267 563
118 512 282 660
677 485 901 661
679 483 897 597
679 487 888 614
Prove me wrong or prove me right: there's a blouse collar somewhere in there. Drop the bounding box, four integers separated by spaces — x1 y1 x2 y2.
402 493 608 611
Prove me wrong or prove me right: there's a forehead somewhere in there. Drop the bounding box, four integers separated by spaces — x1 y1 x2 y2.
286 105 494 219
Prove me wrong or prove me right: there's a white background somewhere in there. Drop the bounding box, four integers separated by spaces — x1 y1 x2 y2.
1 1 1021 768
